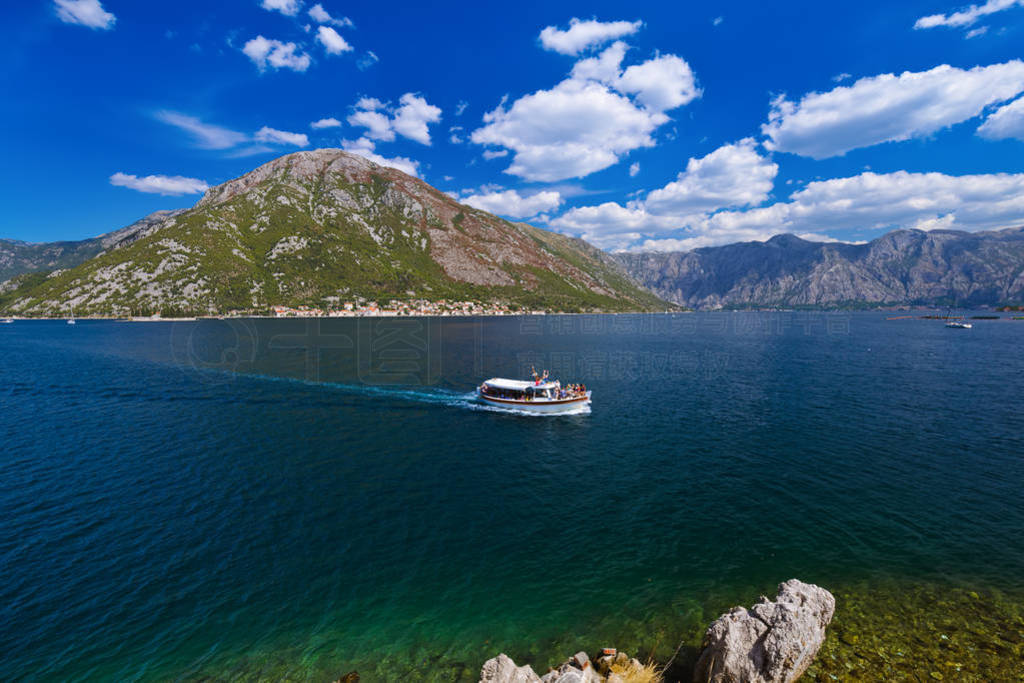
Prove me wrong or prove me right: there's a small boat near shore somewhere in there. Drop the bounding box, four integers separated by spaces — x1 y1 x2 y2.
477 377 591 414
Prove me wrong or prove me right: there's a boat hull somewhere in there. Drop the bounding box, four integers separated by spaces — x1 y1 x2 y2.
477 391 591 414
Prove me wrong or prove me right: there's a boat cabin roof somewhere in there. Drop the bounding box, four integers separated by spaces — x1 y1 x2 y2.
484 378 559 391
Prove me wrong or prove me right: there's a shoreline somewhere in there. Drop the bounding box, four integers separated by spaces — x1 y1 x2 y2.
3 308 1021 322
156 576 1023 682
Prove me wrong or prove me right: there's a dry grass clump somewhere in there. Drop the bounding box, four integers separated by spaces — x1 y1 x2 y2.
609 658 663 683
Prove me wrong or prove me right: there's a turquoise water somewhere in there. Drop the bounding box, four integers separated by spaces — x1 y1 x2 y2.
1 314 1022 680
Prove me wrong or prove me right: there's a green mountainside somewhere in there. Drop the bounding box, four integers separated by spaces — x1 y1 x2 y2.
0 149 667 316
0 210 185 283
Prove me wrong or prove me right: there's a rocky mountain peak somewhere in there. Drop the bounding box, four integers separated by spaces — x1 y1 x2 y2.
198 148 389 208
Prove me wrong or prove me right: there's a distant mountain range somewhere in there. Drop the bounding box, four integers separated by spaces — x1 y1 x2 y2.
0 149 664 316
0 210 184 283
616 228 1024 309
4 150 1024 315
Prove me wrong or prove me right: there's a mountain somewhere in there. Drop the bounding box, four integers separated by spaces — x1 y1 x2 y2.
617 228 1024 309
0 210 185 282
0 149 666 316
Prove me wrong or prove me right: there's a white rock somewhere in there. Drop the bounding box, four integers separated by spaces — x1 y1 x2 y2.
693 579 835 683
479 654 541 683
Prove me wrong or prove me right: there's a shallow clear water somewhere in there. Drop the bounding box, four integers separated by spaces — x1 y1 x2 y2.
1 314 1022 680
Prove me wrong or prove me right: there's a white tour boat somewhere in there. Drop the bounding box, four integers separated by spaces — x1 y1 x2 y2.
477 377 592 414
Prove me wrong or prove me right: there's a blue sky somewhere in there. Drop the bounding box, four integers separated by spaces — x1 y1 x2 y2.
3 0 1024 250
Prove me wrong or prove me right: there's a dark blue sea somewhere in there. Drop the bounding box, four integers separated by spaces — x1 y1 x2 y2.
2 313 1022 680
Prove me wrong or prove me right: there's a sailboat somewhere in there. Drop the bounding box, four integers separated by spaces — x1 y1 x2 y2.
944 307 971 329
67 305 76 325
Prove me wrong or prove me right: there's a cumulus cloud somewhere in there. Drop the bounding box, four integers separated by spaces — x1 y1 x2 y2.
762 61 1024 158
539 18 642 55
261 0 301 17
482 149 508 160
392 94 443 145
310 117 342 129
308 3 353 27
316 26 352 55
242 36 311 72
629 162 640 176
617 54 700 111
341 137 420 177
471 40 700 181
461 189 563 218
54 0 115 29
254 126 309 147
348 108 394 141
977 95 1024 140
155 111 248 149
551 140 779 249
914 0 1023 29
645 138 777 216
700 170 1024 239
347 93 442 145
110 172 208 196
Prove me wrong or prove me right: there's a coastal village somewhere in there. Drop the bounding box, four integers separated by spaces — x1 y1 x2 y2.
270 298 524 318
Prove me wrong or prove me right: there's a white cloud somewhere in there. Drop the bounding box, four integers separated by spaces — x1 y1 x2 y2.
914 0 1023 29
713 16 724 26
348 108 394 141
703 170 1024 241
357 51 379 70
551 140 779 249
472 80 664 182
54 0 115 29
254 126 309 147
645 138 777 216
762 61 1024 158
461 189 563 218
832 72 852 83
570 40 628 83
393 93 442 145
310 117 342 129
586 168 1024 251
456 100 469 116
552 201 670 237
261 0 301 17
155 111 248 149
347 93 442 145
978 95 1024 140
482 149 508 160
356 97 385 110
539 18 642 55
242 36 311 72
157 110 314 154
616 53 701 111
341 137 420 177
471 41 700 181
966 26 989 38
308 3 353 27
629 162 640 176
316 26 352 55
110 172 208 196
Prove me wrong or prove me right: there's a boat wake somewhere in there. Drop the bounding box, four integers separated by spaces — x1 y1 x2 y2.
221 370 590 416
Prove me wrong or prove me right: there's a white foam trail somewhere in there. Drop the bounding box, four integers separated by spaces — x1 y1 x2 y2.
221 370 590 416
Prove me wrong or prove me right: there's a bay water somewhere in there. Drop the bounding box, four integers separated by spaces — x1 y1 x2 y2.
2 313 1022 680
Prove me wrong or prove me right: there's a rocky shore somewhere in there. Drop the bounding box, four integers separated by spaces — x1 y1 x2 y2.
476 579 835 683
